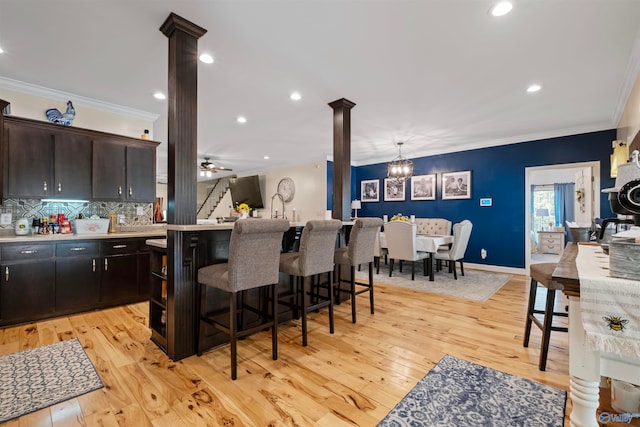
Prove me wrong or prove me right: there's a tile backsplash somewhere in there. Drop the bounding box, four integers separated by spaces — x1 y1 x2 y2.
0 198 153 231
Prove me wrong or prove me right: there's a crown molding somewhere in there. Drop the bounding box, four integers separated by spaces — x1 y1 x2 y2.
0 76 159 122
613 26 640 127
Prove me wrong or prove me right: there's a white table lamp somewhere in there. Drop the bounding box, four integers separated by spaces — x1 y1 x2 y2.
351 200 361 219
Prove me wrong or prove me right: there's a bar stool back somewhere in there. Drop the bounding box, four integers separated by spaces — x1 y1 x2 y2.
523 262 568 371
334 217 384 323
279 219 342 346
196 218 289 380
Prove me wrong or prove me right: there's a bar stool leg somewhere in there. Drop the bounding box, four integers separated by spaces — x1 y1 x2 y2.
523 278 537 347
539 288 556 371
271 284 278 361
350 265 357 323
301 276 308 346
368 261 374 314
229 291 238 380
328 270 335 334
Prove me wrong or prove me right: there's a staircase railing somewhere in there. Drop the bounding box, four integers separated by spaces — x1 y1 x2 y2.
197 175 236 219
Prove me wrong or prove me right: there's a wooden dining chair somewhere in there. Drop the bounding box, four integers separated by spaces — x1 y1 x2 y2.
384 220 430 280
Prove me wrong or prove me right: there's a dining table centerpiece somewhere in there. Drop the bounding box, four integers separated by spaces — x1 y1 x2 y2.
391 213 409 222
237 203 251 218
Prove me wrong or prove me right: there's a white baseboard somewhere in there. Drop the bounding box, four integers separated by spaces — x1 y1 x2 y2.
465 262 526 276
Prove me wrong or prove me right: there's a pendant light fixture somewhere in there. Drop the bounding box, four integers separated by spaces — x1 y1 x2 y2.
387 142 413 182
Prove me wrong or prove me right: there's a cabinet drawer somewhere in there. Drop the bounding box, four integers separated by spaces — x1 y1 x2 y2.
1 244 54 262
57 242 100 257
101 240 138 256
538 233 559 240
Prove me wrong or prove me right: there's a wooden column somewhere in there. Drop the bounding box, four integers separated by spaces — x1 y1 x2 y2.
160 14 207 361
328 98 356 221
160 13 206 225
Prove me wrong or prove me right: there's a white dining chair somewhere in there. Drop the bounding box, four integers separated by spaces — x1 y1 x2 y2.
384 220 429 280
434 220 473 279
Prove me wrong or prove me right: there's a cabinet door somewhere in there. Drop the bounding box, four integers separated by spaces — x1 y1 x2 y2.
93 139 126 200
101 254 138 304
55 257 100 312
0 261 55 324
138 247 151 298
126 146 156 202
5 123 54 198
54 133 92 199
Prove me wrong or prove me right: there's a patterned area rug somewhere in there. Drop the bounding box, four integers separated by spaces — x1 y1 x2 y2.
378 355 567 427
0 338 103 423
356 262 511 301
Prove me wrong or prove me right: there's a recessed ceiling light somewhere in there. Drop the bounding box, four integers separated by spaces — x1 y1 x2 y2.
237 116 247 124
290 92 301 101
264 156 270 160
153 92 166 100
199 53 214 64
0 47 4 54
490 1 513 17
526 84 542 93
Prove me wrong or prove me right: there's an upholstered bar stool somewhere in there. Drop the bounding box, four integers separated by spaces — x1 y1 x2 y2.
333 217 384 323
523 262 568 371
196 218 289 380
278 219 342 346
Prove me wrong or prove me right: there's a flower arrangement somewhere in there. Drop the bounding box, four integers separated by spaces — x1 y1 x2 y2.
237 203 250 213
391 213 409 222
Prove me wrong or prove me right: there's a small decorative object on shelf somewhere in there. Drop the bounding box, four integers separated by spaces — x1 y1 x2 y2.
391 213 409 222
141 129 150 140
45 100 75 126
237 203 250 218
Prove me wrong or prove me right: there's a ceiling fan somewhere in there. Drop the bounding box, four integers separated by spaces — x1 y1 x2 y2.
199 157 233 177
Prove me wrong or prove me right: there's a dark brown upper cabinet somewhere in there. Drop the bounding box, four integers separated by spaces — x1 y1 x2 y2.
1 116 158 202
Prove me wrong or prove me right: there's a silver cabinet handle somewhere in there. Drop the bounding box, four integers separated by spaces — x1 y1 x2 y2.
43 181 48 191
5 267 8 282
113 244 127 249
58 182 62 192
104 259 108 271
70 247 86 251
92 259 96 272
20 250 38 254
118 186 122 196
129 187 133 197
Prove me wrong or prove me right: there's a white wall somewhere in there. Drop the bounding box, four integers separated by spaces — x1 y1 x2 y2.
0 88 154 138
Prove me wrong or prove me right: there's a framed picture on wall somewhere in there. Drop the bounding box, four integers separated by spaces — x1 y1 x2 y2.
410 174 436 200
442 170 471 200
361 179 380 202
384 178 406 201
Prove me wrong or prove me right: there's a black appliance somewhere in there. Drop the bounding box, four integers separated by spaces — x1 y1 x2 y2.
599 159 640 240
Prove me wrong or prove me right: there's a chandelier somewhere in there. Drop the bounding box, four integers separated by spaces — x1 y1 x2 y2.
387 142 413 182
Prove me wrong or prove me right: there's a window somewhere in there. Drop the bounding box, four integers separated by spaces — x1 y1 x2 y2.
532 185 555 232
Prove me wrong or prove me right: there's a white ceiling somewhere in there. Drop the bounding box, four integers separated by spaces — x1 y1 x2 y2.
1 0 639 183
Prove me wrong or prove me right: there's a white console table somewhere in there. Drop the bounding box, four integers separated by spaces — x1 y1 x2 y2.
553 243 640 427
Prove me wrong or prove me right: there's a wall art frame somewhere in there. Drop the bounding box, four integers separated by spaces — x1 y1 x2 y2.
384 178 406 201
410 174 436 200
442 170 471 200
361 179 380 202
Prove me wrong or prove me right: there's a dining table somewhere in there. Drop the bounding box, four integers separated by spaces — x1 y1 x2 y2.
379 232 454 281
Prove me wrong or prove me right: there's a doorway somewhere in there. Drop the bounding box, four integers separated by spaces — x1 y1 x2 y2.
524 161 601 272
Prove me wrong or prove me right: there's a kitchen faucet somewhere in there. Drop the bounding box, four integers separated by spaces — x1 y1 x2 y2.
270 192 286 219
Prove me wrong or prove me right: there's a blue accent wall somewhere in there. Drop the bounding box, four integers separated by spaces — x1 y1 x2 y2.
334 129 615 269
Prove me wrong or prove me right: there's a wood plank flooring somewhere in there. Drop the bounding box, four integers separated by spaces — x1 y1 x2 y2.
0 270 585 426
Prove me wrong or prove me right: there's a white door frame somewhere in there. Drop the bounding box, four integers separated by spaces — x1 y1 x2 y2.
524 161 601 273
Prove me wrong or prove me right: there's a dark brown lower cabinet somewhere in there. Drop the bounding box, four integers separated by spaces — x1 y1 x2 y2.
0 243 55 325
55 242 100 312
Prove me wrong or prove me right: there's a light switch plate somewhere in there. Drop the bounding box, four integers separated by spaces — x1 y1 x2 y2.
136 206 144 215
0 213 12 225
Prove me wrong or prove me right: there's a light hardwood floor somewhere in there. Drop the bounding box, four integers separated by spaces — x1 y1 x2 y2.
0 272 574 426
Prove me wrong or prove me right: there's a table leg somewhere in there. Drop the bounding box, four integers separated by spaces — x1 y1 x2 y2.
429 253 434 281
568 296 600 427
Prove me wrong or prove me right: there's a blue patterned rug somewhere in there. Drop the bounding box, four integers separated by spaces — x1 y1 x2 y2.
0 338 103 423
378 355 566 426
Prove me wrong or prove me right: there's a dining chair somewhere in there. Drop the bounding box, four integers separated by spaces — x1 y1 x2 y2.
384 220 430 280
434 220 473 279
278 219 342 346
333 217 383 323
195 218 290 380
373 226 388 274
